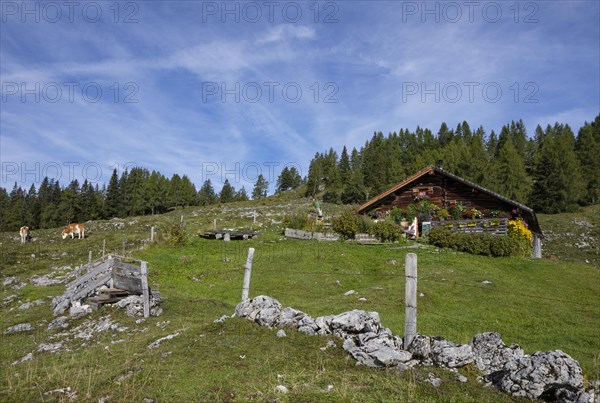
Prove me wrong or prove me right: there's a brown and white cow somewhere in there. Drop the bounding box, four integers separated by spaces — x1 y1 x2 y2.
19 226 30 244
62 223 85 239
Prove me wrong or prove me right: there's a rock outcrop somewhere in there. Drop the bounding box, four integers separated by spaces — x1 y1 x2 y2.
232 295 593 403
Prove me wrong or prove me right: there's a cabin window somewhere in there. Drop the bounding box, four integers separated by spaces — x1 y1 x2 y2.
412 187 434 198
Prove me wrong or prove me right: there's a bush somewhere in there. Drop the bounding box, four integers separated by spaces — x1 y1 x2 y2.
369 221 405 243
332 210 360 239
358 215 374 234
283 213 309 231
165 224 187 247
507 219 532 256
429 227 524 257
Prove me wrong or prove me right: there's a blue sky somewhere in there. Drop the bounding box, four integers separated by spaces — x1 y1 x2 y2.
1 1 599 194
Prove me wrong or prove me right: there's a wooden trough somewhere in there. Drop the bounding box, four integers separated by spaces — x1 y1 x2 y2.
54 255 152 318
198 229 258 241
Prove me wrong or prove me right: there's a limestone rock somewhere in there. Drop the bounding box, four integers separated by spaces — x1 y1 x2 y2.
470 332 525 375
234 295 282 328
408 334 473 368
485 350 584 401
4 323 35 334
47 316 69 331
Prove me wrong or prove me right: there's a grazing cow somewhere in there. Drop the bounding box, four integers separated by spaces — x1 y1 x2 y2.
19 226 30 244
62 223 85 239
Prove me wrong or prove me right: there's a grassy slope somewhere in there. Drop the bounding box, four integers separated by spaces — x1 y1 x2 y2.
537 203 600 267
1 197 598 402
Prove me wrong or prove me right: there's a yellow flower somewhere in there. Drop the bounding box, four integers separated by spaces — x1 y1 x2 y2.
508 220 532 241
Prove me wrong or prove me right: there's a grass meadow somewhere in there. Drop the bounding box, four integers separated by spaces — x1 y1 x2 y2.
1 199 598 402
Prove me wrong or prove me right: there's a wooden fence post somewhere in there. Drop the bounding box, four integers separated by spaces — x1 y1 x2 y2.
213 219 217 230
404 253 417 350
141 261 150 318
151 226 155 242
241 248 255 302
107 255 114 288
224 232 230 242
88 250 92 272
531 234 542 258
102 239 106 260
122 239 125 257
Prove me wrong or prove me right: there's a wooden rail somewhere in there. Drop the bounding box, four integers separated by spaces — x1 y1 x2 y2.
430 218 508 236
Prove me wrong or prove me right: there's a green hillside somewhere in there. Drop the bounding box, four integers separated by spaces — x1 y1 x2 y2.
1 197 598 402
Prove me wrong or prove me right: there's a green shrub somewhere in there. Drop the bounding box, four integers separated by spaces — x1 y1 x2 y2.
332 210 360 239
283 213 309 231
429 227 524 257
369 221 406 243
358 215 374 234
165 224 187 247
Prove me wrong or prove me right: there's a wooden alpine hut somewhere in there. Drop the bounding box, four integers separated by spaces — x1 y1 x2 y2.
356 165 543 257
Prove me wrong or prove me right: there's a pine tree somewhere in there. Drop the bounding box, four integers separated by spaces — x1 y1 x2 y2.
530 123 585 213
235 187 249 201
180 175 197 206
105 169 120 218
305 153 324 198
5 183 27 230
219 179 235 203
127 167 148 215
147 171 168 214
0 187 9 231
576 115 600 204
57 181 80 225
494 141 531 203
26 184 38 228
437 122 453 147
198 179 218 206
251 175 269 199
276 167 292 192
339 146 351 186
118 170 130 216
288 167 302 189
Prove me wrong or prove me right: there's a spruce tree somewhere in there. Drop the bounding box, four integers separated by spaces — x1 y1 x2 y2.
576 115 600 204
235 187 249 201
198 179 218 206
530 123 584 213
251 175 269 199
494 141 531 203
105 169 120 218
219 180 235 203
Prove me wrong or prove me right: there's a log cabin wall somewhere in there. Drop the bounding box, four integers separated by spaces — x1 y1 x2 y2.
372 172 514 215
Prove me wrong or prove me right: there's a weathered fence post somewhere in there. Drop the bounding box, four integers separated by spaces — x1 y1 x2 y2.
88 250 92 272
241 248 255 302
224 232 230 242
141 261 150 318
102 239 106 260
531 234 542 258
107 255 114 288
213 219 217 230
122 239 125 257
151 226 155 242
253 210 257 224
404 253 417 350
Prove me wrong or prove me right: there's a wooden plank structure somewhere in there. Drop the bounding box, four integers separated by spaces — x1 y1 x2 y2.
198 229 258 240
54 255 151 317
430 218 509 236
